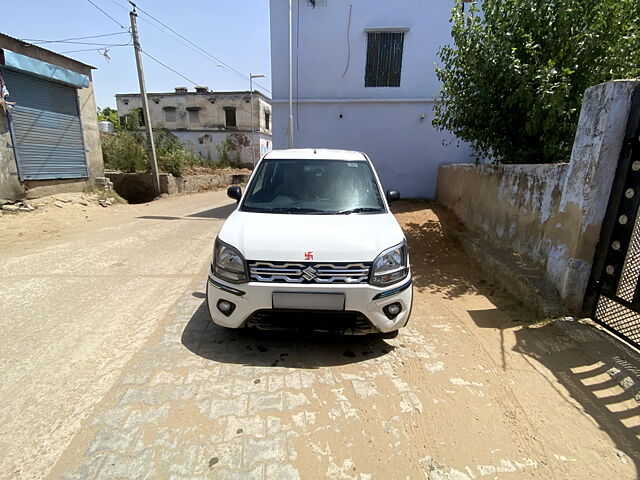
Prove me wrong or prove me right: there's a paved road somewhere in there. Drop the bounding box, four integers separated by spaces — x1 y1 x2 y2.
1 192 638 480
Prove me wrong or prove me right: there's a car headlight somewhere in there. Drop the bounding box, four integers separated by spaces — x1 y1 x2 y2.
370 241 409 286
213 238 248 283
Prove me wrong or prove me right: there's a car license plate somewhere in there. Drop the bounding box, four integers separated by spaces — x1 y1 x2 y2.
272 292 345 311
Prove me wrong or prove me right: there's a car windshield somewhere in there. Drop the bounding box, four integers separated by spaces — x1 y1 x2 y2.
240 158 386 214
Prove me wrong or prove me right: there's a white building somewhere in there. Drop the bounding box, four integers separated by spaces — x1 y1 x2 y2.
269 0 473 198
116 87 272 166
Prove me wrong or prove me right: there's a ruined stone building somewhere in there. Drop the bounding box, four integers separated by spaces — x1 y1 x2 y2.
116 88 272 166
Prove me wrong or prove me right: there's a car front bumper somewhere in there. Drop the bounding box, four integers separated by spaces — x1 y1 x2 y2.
206 273 413 333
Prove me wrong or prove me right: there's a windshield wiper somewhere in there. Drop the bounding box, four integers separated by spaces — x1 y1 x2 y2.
334 207 383 215
267 207 326 214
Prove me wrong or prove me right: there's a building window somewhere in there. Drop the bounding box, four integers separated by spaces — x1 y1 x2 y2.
264 112 270 130
164 108 176 123
224 107 237 127
188 108 200 124
365 31 405 87
136 107 145 126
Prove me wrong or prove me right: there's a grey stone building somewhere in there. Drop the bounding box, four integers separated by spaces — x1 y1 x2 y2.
115 87 272 166
0 33 104 201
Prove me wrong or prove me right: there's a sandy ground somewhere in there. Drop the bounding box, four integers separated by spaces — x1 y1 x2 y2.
1 194 638 479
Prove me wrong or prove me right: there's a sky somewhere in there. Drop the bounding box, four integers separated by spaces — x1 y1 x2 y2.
3 0 272 108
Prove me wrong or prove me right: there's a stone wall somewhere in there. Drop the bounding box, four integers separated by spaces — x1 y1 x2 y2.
161 173 249 195
436 80 640 314
0 112 22 200
437 163 569 269
106 172 250 204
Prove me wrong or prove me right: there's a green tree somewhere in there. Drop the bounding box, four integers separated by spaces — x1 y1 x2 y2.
433 0 640 164
97 107 121 131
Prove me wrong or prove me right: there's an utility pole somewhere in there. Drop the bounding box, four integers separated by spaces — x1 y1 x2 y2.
129 2 160 196
288 0 294 148
250 74 266 167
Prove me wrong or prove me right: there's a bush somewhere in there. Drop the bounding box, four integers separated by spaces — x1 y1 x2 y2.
216 137 242 167
158 151 187 177
155 130 206 176
101 132 148 173
433 0 640 164
101 128 239 176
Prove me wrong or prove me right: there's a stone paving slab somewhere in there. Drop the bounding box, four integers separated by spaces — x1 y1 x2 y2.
53 284 449 479
49 281 640 480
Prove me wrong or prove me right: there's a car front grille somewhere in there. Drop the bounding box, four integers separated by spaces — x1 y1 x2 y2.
248 261 370 284
245 309 378 334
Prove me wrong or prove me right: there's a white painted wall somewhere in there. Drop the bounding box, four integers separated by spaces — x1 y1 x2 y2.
269 0 473 198
172 130 272 166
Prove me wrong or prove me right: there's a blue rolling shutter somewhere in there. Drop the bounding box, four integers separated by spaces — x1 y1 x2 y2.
2 68 88 180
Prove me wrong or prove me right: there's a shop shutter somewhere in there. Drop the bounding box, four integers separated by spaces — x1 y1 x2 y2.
2 68 88 180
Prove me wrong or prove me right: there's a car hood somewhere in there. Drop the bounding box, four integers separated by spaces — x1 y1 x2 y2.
218 210 405 263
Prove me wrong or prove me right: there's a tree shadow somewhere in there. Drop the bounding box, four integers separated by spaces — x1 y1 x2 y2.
469 308 640 474
181 302 396 369
392 200 486 300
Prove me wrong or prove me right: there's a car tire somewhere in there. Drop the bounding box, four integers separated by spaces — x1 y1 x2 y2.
378 330 399 339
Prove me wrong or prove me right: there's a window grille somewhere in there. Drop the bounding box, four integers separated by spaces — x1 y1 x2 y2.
365 31 404 87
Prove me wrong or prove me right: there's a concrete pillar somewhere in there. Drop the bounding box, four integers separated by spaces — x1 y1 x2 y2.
545 80 640 313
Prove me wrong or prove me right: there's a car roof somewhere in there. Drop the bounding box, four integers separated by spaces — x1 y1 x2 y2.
262 148 368 161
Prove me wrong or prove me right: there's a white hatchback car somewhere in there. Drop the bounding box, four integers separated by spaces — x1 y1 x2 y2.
206 148 412 335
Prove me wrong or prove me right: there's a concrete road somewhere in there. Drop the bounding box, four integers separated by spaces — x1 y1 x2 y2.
0 192 638 480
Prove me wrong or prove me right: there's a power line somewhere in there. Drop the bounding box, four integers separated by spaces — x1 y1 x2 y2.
60 44 130 54
22 32 130 43
86 0 128 29
140 8 272 95
141 50 199 86
134 3 271 95
90 0 271 95
29 40 131 46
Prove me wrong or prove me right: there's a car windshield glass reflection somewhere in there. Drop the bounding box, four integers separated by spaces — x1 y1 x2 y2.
241 159 385 214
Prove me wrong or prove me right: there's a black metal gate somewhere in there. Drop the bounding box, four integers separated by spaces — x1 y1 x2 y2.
587 86 640 349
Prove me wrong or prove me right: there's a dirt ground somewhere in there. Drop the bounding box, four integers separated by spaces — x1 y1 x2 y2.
1 194 639 480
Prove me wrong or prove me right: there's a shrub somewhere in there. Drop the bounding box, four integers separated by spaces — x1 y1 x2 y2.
216 137 242 167
155 130 206 176
101 128 238 176
101 132 148 173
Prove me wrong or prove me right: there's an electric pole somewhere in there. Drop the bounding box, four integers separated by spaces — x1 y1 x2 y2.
129 2 160 196
288 0 294 148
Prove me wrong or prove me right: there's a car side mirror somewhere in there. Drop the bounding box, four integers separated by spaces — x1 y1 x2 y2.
227 185 242 203
386 190 401 203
